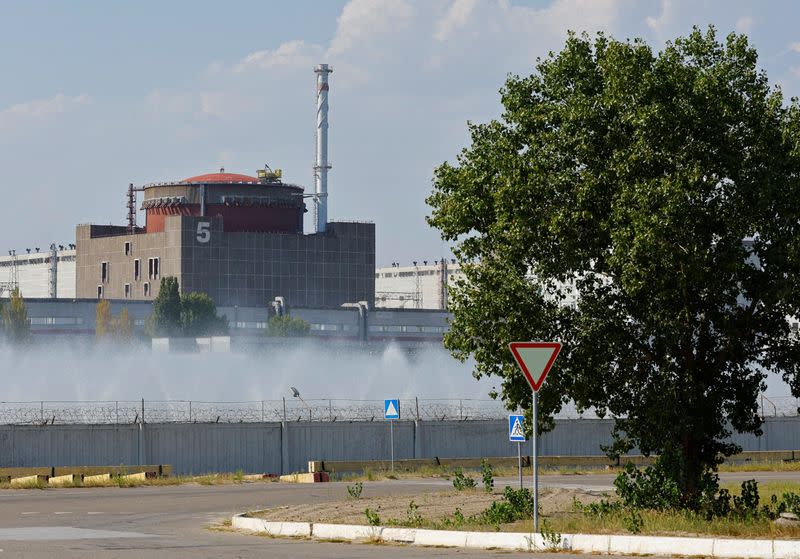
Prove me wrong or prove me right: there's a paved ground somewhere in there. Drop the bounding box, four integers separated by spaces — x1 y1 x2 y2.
0 471 795 558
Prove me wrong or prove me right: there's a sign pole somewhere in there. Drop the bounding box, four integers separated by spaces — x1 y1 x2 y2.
533 391 539 533
517 441 522 489
390 419 394 473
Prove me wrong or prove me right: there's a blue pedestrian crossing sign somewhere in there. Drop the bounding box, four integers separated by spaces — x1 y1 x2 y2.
509 414 526 442
384 399 400 420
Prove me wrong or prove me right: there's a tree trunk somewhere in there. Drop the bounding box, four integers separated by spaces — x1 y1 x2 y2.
681 433 701 504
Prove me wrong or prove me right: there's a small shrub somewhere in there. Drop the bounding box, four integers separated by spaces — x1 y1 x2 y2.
623 509 644 534
613 461 681 510
452 467 477 491
365 508 381 526
406 500 423 526
540 518 562 548
347 482 363 500
584 499 621 518
732 479 759 519
481 459 494 493
233 469 244 483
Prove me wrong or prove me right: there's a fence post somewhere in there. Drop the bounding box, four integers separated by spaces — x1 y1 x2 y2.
189 400 192 423
283 397 287 422
138 398 145 466
415 397 420 421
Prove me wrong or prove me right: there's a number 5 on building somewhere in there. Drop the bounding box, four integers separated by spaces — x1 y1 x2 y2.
196 221 211 243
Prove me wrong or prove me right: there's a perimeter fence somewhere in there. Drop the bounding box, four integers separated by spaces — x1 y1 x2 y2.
0 396 797 426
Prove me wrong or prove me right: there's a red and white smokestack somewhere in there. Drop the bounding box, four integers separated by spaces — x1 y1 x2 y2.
314 63 332 233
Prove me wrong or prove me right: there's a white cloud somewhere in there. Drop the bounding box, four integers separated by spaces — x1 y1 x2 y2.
234 40 323 73
790 42 800 53
0 93 90 125
435 0 478 42
327 0 415 56
645 0 673 35
735 15 754 33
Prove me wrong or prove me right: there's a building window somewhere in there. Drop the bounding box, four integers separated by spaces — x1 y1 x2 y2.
134 259 140 281
97 285 103 299
101 261 109 283
143 282 150 297
124 241 131 256
148 257 160 280
124 283 131 298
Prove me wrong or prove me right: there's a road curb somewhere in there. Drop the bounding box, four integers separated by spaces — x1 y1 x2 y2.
231 513 800 556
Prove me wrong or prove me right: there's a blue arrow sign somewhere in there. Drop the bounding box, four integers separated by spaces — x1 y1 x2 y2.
509 414 526 442
384 399 400 420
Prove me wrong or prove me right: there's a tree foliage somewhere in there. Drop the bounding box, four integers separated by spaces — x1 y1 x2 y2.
2 288 30 344
147 277 182 337
146 277 227 337
427 28 800 497
96 301 134 341
181 292 228 336
266 315 311 337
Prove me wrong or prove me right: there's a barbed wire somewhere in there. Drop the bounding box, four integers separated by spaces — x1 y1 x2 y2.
0 397 797 425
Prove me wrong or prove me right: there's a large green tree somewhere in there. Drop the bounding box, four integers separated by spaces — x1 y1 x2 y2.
427 28 800 497
147 277 182 337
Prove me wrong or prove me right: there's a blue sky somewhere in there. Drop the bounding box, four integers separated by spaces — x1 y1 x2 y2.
2 0 800 265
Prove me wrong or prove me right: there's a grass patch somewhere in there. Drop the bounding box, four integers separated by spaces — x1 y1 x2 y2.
546 506 800 539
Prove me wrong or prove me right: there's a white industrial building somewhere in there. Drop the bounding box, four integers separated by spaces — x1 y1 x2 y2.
0 247 76 299
374 260 464 310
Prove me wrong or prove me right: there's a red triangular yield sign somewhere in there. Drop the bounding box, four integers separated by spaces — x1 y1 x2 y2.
509 342 561 392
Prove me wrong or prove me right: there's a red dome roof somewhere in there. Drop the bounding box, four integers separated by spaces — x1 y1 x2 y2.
182 172 258 184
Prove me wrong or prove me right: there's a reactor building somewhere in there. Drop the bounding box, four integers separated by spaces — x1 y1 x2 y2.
75 63 375 309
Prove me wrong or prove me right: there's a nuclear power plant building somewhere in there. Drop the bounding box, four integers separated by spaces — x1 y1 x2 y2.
75 170 374 308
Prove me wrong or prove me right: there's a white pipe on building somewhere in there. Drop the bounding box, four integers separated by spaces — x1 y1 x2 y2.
48 243 58 299
314 63 332 233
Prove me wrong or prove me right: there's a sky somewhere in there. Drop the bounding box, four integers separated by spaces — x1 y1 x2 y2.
2 0 800 266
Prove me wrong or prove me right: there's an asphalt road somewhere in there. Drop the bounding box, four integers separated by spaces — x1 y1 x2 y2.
0 471 796 558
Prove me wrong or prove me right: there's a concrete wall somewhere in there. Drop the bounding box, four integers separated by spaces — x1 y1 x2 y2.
1 417 798 475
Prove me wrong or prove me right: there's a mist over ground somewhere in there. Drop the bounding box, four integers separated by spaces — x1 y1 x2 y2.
0 342 497 403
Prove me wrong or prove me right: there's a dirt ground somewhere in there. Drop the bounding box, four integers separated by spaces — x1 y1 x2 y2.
251 486 608 525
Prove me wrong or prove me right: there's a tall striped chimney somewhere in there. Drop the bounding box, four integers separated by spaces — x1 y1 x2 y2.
314 63 332 233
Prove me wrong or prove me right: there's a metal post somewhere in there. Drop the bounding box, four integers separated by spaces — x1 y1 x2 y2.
517 441 522 489
283 397 286 422
261 400 265 422
415 397 420 420
533 391 539 533
329 399 332 421
115 401 119 425
189 400 192 423
390 419 395 472
40 401 44 423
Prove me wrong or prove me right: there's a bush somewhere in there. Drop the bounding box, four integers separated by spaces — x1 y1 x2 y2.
613 461 682 511
364 508 381 526
347 482 363 500
452 467 477 491
481 459 494 493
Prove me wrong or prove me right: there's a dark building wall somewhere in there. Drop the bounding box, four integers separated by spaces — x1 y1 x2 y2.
179 216 374 308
